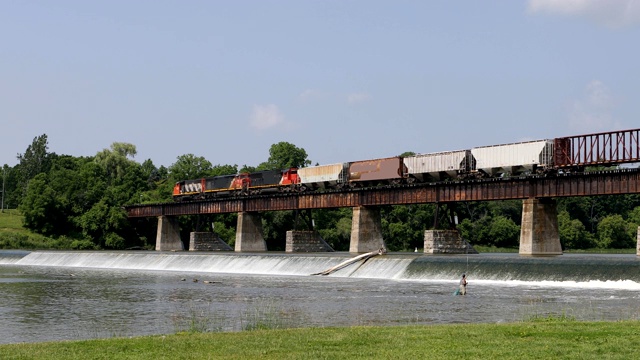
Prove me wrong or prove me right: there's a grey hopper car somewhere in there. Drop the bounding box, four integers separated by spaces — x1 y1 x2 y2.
297 163 349 190
471 139 554 177
403 150 474 182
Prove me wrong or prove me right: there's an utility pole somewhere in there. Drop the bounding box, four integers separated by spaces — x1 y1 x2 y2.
1 167 5 213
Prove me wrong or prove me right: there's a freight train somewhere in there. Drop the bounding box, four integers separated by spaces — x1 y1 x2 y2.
172 128 640 201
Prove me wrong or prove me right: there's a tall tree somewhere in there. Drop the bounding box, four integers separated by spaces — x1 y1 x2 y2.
169 154 213 181
257 142 311 170
94 142 138 182
16 134 51 200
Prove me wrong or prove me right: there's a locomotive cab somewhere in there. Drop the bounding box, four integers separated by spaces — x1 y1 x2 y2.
172 182 183 197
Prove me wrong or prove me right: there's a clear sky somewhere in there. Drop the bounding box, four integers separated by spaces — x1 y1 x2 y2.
2 1 639 169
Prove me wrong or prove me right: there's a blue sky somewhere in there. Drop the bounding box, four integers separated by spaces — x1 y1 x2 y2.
2 1 639 168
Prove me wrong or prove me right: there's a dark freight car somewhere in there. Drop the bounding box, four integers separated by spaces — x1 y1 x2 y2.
204 174 236 191
348 157 405 186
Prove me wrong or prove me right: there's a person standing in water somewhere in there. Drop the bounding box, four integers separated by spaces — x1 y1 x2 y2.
459 274 467 295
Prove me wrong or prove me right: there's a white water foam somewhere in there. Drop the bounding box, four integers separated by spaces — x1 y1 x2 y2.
466 279 640 291
10 251 349 276
4 251 640 290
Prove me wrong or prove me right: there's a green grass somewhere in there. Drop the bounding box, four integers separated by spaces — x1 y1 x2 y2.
1 321 640 359
0 209 81 250
0 209 23 230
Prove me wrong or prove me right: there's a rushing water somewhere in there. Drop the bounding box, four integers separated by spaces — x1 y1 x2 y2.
1 250 640 344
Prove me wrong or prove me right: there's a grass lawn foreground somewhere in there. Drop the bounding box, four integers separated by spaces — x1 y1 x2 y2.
2 321 640 359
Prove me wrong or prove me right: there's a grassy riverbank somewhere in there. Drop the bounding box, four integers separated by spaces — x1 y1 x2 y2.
0 210 81 249
1 321 639 359
1 210 636 253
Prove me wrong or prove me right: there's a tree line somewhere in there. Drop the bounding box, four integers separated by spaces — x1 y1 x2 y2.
2 134 639 251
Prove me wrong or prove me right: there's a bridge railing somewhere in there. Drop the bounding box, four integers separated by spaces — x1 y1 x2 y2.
555 128 640 168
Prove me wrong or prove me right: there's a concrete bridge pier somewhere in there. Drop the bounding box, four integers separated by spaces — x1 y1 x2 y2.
424 230 478 254
286 231 334 252
189 232 233 251
235 212 267 252
156 215 184 251
350 206 386 253
636 226 640 256
519 198 562 256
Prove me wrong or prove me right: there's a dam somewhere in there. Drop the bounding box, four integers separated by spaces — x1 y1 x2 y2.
1 250 639 344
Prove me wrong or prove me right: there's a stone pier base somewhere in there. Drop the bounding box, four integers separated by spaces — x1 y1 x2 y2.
285 231 334 252
350 206 386 253
424 230 478 254
235 212 267 252
189 232 233 251
156 216 184 251
636 226 640 256
519 198 562 256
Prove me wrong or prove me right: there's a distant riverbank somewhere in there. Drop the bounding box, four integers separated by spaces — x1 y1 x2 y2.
2 210 636 254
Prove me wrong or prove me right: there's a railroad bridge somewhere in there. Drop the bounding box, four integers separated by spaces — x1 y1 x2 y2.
124 169 640 256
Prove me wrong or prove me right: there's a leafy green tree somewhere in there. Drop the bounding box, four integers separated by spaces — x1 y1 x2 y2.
169 154 213 181
315 208 352 251
210 164 238 177
488 216 520 248
626 206 640 227
558 210 595 250
380 204 436 251
596 214 634 249
457 215 493 246
257 142 311 170
557 197 600 233
212 218 237 247
1 165 15 211
19 173 65 236
239 165 257 173
94 142 138 182
487 200 522 225
16 134 52 202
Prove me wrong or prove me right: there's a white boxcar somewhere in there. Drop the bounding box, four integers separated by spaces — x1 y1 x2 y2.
471 139 554 176
403 150 471 181
298 163 349 189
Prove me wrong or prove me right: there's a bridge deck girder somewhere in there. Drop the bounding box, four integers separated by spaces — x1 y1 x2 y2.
125 170 640 217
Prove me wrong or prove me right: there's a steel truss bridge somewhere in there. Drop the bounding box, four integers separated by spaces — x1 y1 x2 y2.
124 169 640 218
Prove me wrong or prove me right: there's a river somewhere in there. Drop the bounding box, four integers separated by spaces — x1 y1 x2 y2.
1 250 639 344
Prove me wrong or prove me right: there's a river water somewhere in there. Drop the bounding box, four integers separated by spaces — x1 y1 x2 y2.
1 250 639 344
